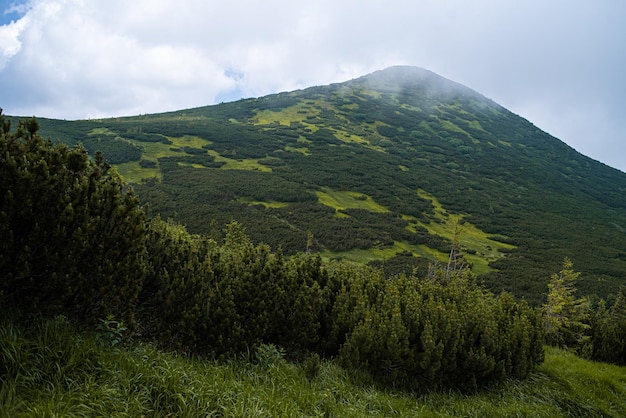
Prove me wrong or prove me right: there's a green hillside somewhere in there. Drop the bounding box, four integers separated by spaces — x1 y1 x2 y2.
34 66 626 304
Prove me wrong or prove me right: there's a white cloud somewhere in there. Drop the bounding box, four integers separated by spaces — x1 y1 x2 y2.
0 12 29 68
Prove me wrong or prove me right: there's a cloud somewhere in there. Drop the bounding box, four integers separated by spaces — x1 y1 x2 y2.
0 0 624 171
0 2 30 68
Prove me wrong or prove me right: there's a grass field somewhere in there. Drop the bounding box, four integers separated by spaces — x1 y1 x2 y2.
315 187 390 218
2 317 624 417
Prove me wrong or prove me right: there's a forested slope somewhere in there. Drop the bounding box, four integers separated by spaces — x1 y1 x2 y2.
31 66 626 304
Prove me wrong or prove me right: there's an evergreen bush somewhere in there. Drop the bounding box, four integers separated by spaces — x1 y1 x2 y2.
586 286 626 365
138 219 334 358
333 266 544 391
0 115 146 326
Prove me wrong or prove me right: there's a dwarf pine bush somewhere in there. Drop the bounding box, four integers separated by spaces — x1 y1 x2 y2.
585 286 626 365
138 219 334 358
334 267 544 391
0 115 146 326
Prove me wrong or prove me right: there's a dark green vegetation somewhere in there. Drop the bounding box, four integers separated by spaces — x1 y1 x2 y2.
31 66 626 306
0 117 146 326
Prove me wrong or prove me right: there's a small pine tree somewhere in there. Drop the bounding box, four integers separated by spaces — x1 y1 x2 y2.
543 258 590 348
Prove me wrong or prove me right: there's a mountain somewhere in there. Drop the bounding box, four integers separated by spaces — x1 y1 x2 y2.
33 66 626 304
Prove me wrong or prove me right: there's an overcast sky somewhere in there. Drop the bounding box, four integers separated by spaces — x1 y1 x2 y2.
1 0 625 172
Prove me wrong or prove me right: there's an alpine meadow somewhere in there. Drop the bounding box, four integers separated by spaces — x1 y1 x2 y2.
2 66 626 416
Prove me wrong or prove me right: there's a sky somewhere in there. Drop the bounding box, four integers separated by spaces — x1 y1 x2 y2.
1 1 625 172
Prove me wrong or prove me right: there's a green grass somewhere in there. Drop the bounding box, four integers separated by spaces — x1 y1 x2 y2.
252 98 386 152
253 99 321 133
316 188 515 273
116 161 161 183
2 318 625 417
284 145 311 155
116 135 212 182
316 187 390 216
237 197 291 209
116 134 275 182
322 241 449 265
411 189 516 275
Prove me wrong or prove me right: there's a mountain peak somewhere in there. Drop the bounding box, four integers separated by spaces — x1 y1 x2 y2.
362 65 440 81
343 66 491 105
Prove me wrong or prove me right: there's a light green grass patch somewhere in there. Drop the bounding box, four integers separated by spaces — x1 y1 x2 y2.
116 161 161 183
333 131 370 146
88 127 117 136
115 135 212 182
177 162 207 169
331 127 386 153
203 149 273 172
255 99 387 153
440 120 476 143
168 135 210 149
284 145 311 155
467 120 485 132
221 159 272 172
141 138 272 173
116 134 274 180
357 88 383 99
411 189 516 274
252 100 320 132
316 188 389 218
399 103 423 113
236 197 290 209
323 241 448 265
129 139 170 157
418 120 439 137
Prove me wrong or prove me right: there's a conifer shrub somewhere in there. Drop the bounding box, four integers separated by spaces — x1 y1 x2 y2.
585 286 626 365
138 217 232 354
138 220 335 358
332 266 544 391
0 115 146 326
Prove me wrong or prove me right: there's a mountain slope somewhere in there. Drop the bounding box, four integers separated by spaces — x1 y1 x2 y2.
34 66 626 304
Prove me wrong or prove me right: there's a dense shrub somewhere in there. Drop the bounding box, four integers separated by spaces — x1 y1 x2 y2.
0 116 146 325
138 219 334 358
81 135 142 164
138 217 228 353
540 260 626 365
585 286 626 365
332 266 545 391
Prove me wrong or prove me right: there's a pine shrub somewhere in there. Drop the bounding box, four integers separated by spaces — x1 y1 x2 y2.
138 220 334 357
334 267 545 391
586 287 626 365
0 116 146 326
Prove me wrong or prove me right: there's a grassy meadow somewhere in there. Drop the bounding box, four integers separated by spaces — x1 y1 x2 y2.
2 317 625 417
